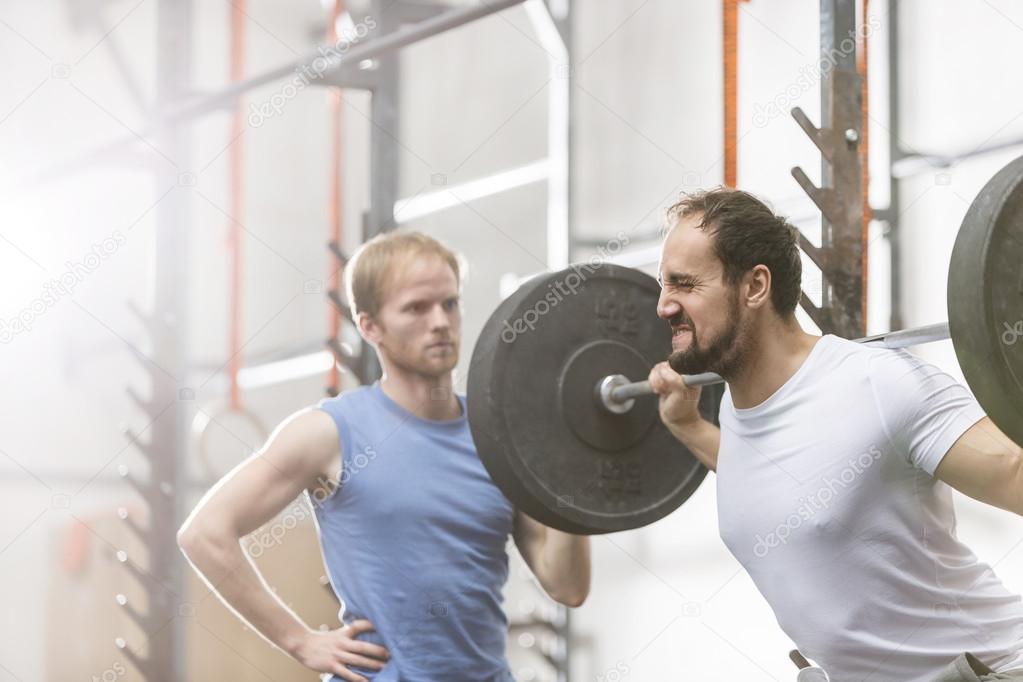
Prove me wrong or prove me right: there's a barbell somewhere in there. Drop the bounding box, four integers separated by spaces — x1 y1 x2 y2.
467 154 1023 535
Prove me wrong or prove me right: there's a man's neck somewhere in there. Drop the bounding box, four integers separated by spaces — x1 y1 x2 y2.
378 367 461 421
726 320 821 410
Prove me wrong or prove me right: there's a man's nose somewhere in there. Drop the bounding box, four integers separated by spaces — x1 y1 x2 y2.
657 290 681 320
429 304 451 330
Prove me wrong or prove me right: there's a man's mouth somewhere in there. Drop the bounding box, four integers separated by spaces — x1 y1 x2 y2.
671 326 692 350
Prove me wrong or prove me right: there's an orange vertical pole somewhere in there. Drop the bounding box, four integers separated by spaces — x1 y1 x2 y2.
723 0 739 188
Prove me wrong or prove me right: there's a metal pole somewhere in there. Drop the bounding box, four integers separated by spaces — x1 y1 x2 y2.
603 321 954 409
524 0 571 269
145 1 192 679
356 0 401 385
24 0 529 189
154 0 528 125
790 0 864 338
886 0 904 332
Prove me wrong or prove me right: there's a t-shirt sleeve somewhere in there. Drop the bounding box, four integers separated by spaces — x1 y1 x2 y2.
866 349 987 475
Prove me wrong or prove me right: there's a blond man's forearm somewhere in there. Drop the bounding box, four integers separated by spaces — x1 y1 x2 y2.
178 528 311 656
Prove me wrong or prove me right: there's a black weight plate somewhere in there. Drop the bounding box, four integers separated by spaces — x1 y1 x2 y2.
468 263 721 535
949 155 1023 447
560 340 658 452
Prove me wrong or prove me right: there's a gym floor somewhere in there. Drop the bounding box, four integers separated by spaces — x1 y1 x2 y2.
1 1 1022 680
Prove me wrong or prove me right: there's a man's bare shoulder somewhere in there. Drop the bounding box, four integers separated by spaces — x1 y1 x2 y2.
262 408 341 482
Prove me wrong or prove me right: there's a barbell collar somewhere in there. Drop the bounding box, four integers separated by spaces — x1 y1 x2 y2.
596 375 636 414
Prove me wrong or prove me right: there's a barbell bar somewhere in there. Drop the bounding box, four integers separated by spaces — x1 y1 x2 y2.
600 321 954 412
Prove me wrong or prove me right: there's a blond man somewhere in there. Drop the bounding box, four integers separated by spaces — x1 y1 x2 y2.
179 232 590 682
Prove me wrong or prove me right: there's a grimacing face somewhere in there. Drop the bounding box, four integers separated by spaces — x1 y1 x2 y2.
366 254 461 379
657 216 751 379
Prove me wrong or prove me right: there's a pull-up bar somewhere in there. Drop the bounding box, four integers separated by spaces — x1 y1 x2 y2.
173 0 533 126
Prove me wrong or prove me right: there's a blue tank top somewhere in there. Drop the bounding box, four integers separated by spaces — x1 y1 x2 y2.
314 383 516 682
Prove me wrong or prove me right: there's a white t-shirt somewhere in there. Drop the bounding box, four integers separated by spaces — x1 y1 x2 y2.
717 334 1023 681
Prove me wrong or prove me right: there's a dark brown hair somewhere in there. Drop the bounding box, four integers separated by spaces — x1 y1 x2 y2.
666 187 802 316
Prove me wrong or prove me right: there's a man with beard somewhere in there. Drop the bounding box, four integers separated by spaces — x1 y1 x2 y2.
179 232 590 682
647 187 1023 682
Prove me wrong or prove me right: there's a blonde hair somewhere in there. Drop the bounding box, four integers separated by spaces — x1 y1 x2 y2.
344 231 461 318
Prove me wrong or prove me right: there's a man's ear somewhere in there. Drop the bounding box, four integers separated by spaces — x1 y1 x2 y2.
744 265 772 310
357 311 382 345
